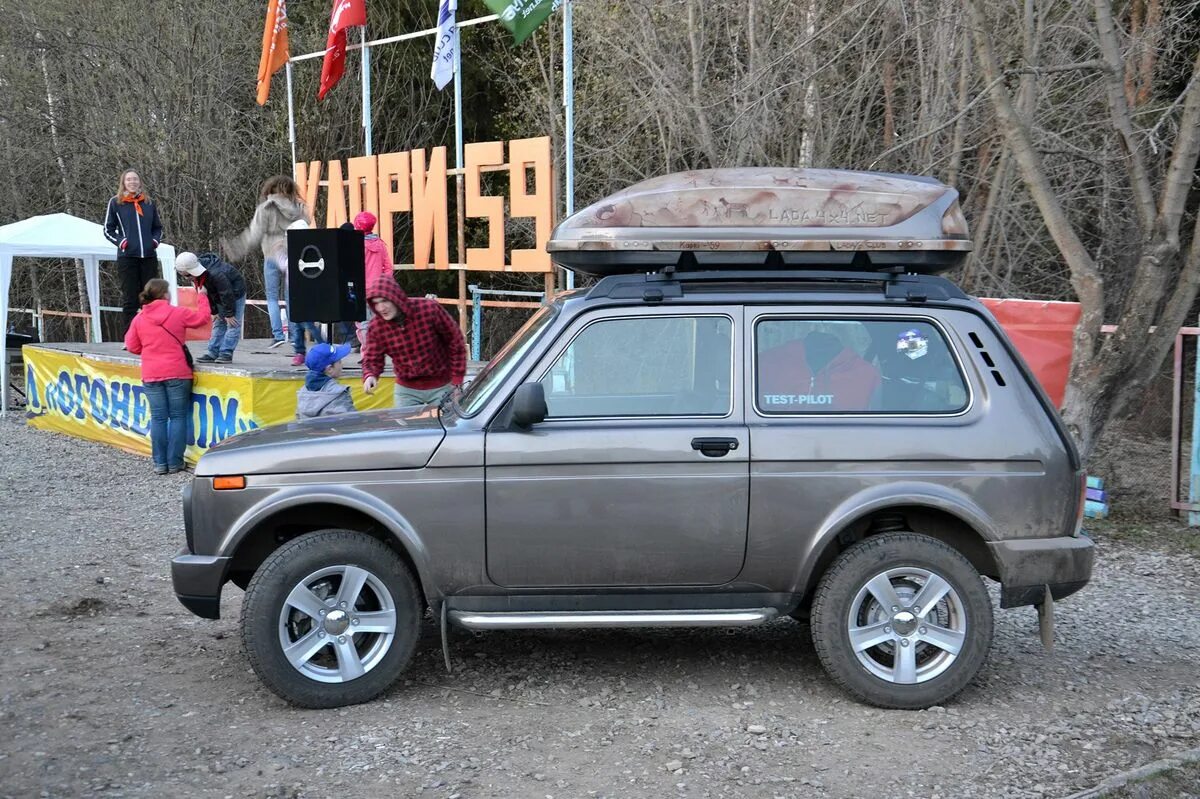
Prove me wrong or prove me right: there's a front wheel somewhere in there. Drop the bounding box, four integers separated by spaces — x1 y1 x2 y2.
240 530 422 708
810 532 993 709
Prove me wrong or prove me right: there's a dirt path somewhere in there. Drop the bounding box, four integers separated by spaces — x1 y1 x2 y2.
2 416 1198 798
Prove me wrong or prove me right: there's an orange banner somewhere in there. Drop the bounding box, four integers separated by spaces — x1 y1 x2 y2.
983 298 1081 408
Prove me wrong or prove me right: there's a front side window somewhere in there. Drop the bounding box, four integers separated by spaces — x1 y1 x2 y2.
755 318 968 414
541 315 733 418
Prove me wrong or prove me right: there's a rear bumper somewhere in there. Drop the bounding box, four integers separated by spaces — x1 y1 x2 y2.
171 548 230 619
989 534 1095 609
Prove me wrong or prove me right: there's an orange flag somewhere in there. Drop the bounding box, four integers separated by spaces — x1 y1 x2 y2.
256 0 290 105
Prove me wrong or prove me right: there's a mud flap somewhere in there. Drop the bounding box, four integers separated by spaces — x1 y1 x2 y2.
440 602 453 674
1036 585 1055 651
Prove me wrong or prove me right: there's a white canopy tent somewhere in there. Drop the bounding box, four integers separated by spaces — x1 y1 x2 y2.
0 212 177 415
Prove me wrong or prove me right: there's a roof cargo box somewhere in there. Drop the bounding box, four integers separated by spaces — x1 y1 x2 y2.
548 168 971 276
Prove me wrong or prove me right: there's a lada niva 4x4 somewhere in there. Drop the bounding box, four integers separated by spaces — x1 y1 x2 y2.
172 169 1093 709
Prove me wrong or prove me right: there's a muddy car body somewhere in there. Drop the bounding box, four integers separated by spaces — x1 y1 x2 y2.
173 169 1093 709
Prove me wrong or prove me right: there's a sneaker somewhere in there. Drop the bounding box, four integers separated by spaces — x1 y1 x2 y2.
197 353 217 363
168 464 186 474
154 464 168 475
269 339 286 349
216 353 233 363
291 354 305 366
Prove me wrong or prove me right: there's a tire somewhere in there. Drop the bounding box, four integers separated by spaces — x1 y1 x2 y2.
810 532 992 710
240 530 422 709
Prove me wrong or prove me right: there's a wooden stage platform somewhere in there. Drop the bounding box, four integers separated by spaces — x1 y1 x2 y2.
29 338 394 380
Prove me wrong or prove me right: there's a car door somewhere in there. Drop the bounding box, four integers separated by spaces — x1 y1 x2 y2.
484 307 748 588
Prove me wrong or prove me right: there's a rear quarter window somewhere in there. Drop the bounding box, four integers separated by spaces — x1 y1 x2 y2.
754 317 969 414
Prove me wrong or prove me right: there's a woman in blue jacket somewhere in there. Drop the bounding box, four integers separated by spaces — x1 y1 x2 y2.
104 169 163 335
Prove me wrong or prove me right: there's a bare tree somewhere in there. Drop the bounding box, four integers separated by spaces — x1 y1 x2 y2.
964 0 1200 459
4 0 1200 452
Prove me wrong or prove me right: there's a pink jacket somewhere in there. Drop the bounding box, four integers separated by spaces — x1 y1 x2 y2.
124 296 211 382
363 235 392 288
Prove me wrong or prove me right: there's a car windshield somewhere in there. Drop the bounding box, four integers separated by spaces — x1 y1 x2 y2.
458 304 558 416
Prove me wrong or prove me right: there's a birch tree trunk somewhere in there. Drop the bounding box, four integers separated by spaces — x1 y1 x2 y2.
38 42 89 320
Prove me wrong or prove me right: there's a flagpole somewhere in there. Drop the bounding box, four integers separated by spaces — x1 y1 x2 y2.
453 17 467 334
562 0 575 291
285 61 297 172
361 28 373 155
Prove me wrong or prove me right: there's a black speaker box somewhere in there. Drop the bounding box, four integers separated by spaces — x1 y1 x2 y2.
286 228 366 323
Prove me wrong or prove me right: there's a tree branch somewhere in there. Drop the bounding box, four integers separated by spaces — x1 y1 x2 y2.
963 0 1103 303
1092 0 1157 233
1156 48 1200 239
686 0 719 167
868 74 1003 170
1155 208 1200 348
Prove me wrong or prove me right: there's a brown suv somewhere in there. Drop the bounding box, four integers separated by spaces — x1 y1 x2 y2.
172 169 1093 710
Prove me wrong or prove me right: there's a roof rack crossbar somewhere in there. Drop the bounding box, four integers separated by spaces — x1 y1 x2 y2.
585 269 967 302
648 269 908 283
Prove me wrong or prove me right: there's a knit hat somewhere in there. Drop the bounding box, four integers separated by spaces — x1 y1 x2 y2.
175 251 205 277
353 211 377 233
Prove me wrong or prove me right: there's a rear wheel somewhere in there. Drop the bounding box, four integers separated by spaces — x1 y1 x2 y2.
240 530 422 708
810 532 992 709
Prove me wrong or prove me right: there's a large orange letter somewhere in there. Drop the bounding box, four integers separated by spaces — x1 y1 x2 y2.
508 137 553 272
464 141 506 270
376 152 411 267
347 155 379 223
293 161 322 224
411 147 449 270
323 159 348 228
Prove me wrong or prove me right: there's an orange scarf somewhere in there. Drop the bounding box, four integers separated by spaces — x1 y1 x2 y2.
120 192 145 216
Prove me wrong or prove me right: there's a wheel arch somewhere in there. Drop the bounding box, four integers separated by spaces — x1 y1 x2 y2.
793 485 1002 602
223 488 438 606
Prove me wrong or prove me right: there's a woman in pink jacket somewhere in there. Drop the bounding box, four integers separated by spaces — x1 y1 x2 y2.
124 278 211 474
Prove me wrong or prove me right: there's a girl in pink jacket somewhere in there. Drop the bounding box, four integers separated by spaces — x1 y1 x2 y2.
124 279 211 474
353 211 392 345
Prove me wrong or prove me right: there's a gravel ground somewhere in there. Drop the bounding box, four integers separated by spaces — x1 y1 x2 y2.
2 413 1199 799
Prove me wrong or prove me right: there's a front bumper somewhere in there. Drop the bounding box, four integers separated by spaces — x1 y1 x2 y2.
171 548 230 619
989 533 1095 609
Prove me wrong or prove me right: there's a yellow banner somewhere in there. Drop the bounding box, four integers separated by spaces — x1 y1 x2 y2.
22 346 393 464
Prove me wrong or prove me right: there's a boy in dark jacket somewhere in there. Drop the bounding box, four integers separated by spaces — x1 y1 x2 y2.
296 343 357 419
176 251 247 363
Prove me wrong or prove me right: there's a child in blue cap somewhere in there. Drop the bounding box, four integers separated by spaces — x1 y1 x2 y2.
296 343 356 419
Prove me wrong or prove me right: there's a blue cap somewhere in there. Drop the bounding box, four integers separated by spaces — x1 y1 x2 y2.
305 342 353 372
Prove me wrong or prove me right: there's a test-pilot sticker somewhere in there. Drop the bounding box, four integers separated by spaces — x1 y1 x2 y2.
762 393 835 407
897 329 929 360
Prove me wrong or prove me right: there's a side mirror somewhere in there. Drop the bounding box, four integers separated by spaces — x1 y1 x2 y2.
511 382 548 429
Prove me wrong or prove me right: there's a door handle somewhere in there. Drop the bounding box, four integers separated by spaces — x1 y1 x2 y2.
691 437 740 457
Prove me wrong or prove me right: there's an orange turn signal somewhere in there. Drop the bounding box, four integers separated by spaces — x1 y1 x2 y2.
213 475 246 490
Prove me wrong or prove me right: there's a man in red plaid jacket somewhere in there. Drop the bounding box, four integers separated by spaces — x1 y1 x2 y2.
361 277 467 407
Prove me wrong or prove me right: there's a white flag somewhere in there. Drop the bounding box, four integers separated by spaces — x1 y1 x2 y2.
431 0 457 90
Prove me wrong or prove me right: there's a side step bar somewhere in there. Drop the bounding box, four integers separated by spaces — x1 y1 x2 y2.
448 608 779 630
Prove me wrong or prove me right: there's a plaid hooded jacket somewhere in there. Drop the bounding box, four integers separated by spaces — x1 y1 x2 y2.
361 277 467 390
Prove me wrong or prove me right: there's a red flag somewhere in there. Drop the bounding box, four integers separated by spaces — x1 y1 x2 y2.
256 0 289 105
318 0 367 101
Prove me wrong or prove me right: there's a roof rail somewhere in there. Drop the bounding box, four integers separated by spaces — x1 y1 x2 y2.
585 269 968 303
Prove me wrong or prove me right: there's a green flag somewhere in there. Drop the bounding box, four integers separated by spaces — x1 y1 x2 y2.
484 0 561 44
